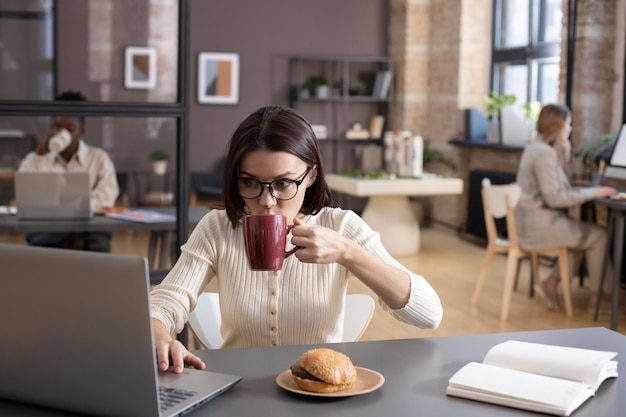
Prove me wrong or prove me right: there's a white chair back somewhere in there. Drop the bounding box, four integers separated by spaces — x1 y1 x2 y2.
187 293 223 349
481 178 521 219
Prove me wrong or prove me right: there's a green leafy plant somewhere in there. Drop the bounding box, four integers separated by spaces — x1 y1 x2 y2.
423 141 456 171
572 133 617 180
149 149 169 161
522 101 542 123
575 133 617 162
306 75 330 90
484 91 517 120
348 79 366 96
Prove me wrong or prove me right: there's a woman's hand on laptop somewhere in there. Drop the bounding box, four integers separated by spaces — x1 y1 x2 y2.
592 186 618 199
153 319 206 374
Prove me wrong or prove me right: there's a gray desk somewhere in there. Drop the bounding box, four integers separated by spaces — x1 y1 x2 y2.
0 206 210 269
1 327 622 416
594 198 626 330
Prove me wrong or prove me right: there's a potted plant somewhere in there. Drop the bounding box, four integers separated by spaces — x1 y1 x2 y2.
149 149 169 175
307 75 330 99
572 133 617 181
484 91 516 143
348 79 366 96
423 141 456 173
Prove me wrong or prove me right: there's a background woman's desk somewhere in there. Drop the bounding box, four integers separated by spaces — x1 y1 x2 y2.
0 206 210 270
0 327 623 416
326 174 463 255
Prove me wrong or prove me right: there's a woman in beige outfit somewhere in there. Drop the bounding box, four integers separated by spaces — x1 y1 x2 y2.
514 104 617 313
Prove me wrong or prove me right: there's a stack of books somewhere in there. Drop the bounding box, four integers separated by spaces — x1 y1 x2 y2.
372 70 392 99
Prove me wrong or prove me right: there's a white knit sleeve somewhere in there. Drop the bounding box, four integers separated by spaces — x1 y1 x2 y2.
335 208 443 329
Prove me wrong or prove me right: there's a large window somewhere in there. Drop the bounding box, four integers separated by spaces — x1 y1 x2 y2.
491 0 563 106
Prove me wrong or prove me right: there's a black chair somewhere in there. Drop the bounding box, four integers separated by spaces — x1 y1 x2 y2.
115 172 129 206
190 158 225 207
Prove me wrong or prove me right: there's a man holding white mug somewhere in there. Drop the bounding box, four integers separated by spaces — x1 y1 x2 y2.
18 90 119 252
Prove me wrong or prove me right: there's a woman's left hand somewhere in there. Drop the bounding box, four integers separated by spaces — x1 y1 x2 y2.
289 217 347 264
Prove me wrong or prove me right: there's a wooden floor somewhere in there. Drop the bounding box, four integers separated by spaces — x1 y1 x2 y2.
3 225 625 340
355 224 626 340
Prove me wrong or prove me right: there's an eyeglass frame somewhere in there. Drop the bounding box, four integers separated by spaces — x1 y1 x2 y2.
235 166 312 201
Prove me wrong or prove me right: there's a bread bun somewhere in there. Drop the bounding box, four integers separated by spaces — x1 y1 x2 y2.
290 348 357 393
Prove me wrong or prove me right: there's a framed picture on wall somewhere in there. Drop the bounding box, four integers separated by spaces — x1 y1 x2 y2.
124 46 157 90
197 52 239 105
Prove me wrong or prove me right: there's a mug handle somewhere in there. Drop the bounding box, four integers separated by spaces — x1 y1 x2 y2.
285 224 300 258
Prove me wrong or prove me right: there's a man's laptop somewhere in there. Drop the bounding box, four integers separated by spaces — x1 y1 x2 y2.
0 244 241 417
14 171 93 220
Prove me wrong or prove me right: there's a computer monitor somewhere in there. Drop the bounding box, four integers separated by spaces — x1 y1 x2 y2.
604 123 626 180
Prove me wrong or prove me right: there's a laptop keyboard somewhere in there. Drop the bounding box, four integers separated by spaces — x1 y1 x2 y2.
159 386 198 412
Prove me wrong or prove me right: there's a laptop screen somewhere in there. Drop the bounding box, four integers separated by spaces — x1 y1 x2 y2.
604 124 626 180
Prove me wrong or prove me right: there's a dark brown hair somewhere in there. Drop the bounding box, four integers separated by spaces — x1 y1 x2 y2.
536 103 571 146
55 90 87 127
222 106 334 227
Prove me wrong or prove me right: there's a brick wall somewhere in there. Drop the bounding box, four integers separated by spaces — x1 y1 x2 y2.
389 0 624 229
561 0 624 150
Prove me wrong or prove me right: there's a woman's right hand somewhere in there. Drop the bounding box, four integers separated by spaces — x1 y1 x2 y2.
153 319 206 374
592 186 618 199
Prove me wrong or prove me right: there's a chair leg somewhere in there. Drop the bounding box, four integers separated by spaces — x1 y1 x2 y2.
531 253 540 288
558 249 573 316
514 258 521 291
500 250 520 320
472 246 495 305
513 256 534 297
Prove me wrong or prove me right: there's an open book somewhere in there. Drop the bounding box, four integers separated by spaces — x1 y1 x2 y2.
446 340 618 416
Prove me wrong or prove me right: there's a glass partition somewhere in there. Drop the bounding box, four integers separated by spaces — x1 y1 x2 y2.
0 115 178 207
0 0 179 103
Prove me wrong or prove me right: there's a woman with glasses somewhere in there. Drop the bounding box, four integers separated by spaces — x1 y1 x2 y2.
150 106 443 373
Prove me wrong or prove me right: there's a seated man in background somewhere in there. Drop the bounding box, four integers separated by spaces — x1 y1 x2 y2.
18 90 119 252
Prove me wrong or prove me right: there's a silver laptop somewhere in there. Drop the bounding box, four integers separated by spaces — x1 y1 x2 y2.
14 171 93 219
0 244 241 417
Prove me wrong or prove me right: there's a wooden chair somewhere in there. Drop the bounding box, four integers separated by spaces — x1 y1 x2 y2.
187 292 375 349
502 189 573 320
472 179 530 306
472 180 573 320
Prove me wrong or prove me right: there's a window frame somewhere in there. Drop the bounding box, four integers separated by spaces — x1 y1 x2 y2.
490 0 562 104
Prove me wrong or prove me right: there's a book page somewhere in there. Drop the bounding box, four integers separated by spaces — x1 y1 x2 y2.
447 362 594 416
483 340 617 390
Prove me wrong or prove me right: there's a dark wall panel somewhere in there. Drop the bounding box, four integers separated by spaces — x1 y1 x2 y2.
188 0 387 171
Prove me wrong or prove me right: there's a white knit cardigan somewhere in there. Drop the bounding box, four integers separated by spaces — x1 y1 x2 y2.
150 207 443 348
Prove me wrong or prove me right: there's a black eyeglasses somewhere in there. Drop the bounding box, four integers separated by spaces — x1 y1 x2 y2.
236 167 311 201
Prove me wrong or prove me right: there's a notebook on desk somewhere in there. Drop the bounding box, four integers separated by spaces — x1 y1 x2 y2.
0 244 241 417
14 171 93 220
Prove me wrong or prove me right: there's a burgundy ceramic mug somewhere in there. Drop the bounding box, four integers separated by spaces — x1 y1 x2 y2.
242 214 297 271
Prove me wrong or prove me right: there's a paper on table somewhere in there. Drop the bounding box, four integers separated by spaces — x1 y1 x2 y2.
105 209 175 223
0 206 17 215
